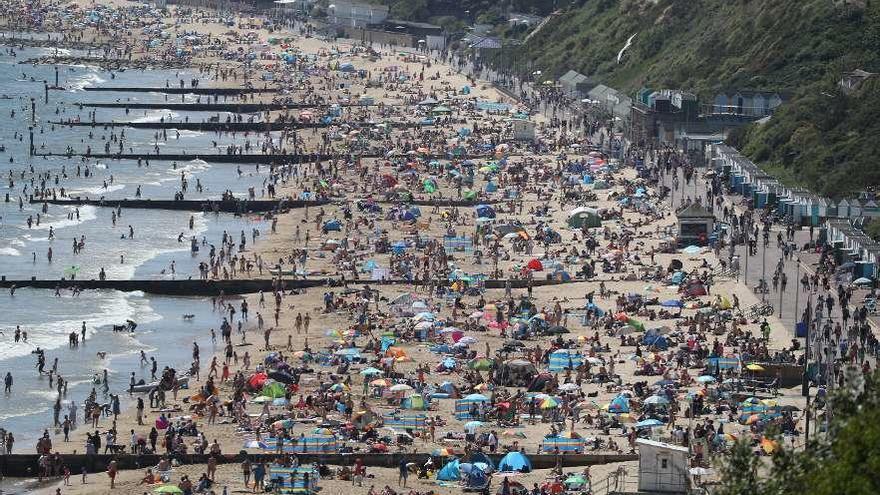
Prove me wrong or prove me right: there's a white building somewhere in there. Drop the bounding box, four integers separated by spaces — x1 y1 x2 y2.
635 439 689 494
327 1 389 28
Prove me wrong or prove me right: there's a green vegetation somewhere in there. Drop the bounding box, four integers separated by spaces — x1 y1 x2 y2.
333 0 880 195
714 371 880 495
512 0 880 197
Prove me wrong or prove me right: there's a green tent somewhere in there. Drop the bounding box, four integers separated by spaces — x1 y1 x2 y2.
567 212 601 228
261 381 287 398
463 190 477 200
468 357 494 371
627 318 646 332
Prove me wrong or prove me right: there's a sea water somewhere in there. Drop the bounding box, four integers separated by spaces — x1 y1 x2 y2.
0 46 276 450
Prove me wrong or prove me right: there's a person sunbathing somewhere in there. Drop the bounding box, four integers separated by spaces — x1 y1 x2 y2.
138 469 156 485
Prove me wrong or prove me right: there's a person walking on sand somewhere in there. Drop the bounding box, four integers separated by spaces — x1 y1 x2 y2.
398 457 408 487
107 459 118 488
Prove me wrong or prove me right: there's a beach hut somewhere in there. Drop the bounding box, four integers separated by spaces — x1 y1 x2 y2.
675 203 714 246
497 451 532 473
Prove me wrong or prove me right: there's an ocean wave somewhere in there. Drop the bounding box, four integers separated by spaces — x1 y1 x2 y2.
0 246 21 256
0 290 160 362
29 204 98 231
131 111 179 123
66 72 106 92
68 183 126 196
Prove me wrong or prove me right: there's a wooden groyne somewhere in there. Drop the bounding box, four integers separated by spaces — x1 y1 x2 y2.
79 86 279 95
50 120 422 131
29 198 329 213
77 102 399 111
33 152 351 164
0 452 638 478
33 151 503 163
0 278 578 296
29 197 496 211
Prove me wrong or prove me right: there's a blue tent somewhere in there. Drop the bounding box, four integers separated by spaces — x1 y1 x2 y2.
464 467 488 488
323 219 342 231
469 451 495 470
485 181 498 193
642 330 669 350
437 459 461 481
475 204 496 219
339 62 355 72
497 451 531 473
609 395 630 413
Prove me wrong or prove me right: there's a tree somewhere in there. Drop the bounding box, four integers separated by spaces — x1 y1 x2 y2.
714 371 880 495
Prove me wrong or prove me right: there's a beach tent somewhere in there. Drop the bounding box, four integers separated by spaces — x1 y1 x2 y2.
464 467 488 489
541 431 585 453
322 219 342 232
548 349 583 372
469 451 495 470
261 381 287 398
497 451 532 473
402 394 427 410
642 329 669 350
437 459 461 481
475 204 496 219
527 259 544 271
608 395 630 413
567 208 601 228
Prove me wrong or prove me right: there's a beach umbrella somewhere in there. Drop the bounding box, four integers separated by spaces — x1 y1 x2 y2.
644 395 669 405
389 383 414 393
328 383 349 392
853 277 872 285
635 419 665 428
681 245 702 255
540 397 559 409
154 486 184 494
558 383 579 392
464 420 484 432
745 363 765 371
250 395 273 403
696 375 716 383
370 378 392 387
272 398 289 406
432 447 459 456
243 440 269 449
360 367 384 376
